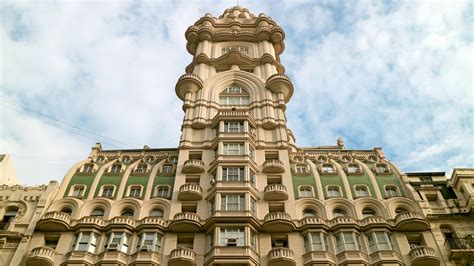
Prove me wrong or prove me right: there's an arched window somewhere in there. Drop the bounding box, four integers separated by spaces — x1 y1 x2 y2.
71 185 86 198
101 185 115 198
135 164 148 173
1 206 19 225
82 163 95 173
347 164 361 174
121 209 134 217
155 186 170 198
362 208 376 218
299 186 314 197
128 186 142 198
321 164 335 174
219 86 250 106
110 164 122 173
333 208 347 218
90 208 105 217
385 186 400 198
395 207 408 214
149 208 164 218
376 164 390 174
354 186 369 197
302 208 317 218
61 207 73 216
327 186 341 198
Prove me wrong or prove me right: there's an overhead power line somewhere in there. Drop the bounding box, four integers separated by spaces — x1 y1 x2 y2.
0 95 139 149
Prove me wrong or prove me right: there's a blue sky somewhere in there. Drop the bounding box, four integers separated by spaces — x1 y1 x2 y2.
1 0 472 185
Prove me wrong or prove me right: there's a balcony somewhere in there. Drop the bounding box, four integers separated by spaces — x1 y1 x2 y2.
178 184 203 201
336 250 369 265
130 250 161 266
329 217 358 229
175 73 203 101
303 251 336 265
36 211 70 231
298 217 328 230
262 159 285 173
136 217 167 231
445 236 474 260
205 246 259 265
182 159 205 173
105 216 136 231
264 184 288 201
263 212 296 232
64 250 95 265
169 248 197 266
97 250 129 265
169 212 201 232
369 250 403 265
409 246 440 266
71 216 105 230
394 211 430 231
359 216 392 229
265 74 294 103
268 247 296 266
26 247 57 266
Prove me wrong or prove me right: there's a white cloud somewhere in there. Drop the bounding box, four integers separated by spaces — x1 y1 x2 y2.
0 0 472 184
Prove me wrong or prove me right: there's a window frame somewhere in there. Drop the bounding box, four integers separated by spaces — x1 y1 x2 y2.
384 185 400 198
354 185 370 198
304 232 329 252
299 186 314 198
106 232 130 253
223 143 245 156
221 194 245 211
220 227 245 246
326 186 342 198
154 186 170 198
335 231 361 252
367 231 393 253
100 185 115 198
137 232 162 252
71 185 86 198
74 231 98 253
127 185 143 198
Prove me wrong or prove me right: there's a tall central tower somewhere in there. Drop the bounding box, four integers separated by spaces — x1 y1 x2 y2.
171 6 297 265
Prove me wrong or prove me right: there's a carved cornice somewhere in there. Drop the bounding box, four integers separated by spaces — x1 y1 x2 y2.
0 184 47 192
185 51 285 74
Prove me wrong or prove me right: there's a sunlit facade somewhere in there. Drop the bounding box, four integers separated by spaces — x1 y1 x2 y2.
1 6 472 266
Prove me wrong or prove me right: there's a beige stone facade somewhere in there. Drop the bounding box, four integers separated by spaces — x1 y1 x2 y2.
0 181 59 265
0 154 20 185
1 6 472 266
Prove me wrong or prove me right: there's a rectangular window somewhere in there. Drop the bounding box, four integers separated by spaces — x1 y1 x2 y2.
75 232 97 253
72 187 84 197
101 187 114 198
355 186 369 197
367 232 393 253
162 165 173 173
251 198 257 216
219 96 250 105
224 122 244 133
296 166 307 174
107 232 130 253
221 195 245 211
250 233 257 250
327 187 341 197
222 167 244 182
129 187 141 198
110 164 121 173
336 232 360 252
83 164 94 173
138 232 161 252
223 143 244 155
304 232 328 252
220 228 245 246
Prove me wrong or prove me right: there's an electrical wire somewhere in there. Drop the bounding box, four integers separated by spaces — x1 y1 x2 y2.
0 95 140 149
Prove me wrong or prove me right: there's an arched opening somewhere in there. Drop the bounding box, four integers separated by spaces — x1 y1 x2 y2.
1 207 19 229
302 208 317 218
90 208 105 218
60 207 73 216
362 208 376 218
149 208 164 218
121 208 134 217
333 208 347 218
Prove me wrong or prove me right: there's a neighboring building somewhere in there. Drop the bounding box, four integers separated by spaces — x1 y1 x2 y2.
3 6 471 266
0 181 59 266
0 154 20 185
407 169 474 266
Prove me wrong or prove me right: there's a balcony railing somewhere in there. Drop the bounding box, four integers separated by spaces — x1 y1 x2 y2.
169 212 201 232
37 211 70 231
263 184 288 201
182 159 205 173
178 184 203 200
169 248 197 266
268 247 296 265
445 236 474 259
394 211 430 231
409 246 440 266
26 246 57 266
262 159 285 173
263 212 295 232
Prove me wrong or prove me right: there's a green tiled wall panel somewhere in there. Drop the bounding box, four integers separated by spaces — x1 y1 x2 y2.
122 175 150 198
94 175 123 198
347 174 376 198
320 175 346 198
64 175 95 198
375 175 406 197
292 175 318 199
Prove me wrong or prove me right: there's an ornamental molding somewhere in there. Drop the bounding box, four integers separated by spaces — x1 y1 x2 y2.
0 184 47 192
185 51 285 75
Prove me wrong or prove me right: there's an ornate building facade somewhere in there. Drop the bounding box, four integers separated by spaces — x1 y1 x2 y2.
1 6 473 266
